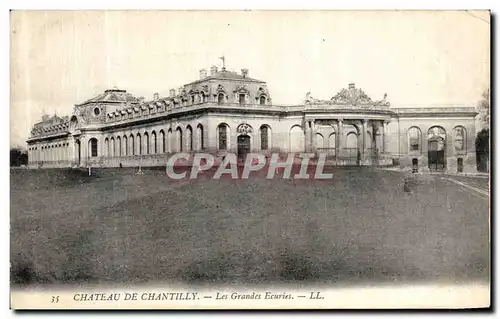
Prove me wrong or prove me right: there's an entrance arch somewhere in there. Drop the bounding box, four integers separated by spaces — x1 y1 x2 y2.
427 126 446 171
345 130 360 165
237 135 251 162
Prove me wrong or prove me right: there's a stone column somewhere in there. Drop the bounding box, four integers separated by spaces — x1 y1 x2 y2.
308 121 313 153
337 119 343 158
382 121 388 154
303 120 309 152
362 120 368 159
311 120 317 154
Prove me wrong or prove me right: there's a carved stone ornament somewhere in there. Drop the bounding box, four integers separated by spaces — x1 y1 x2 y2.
454 127 465 151
236 123 253 135
330 86 372 106
234 84 249 93
305 85 390 107
216 84 226 93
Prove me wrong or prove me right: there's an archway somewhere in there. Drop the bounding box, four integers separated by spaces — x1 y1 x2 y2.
186 126 193 151
196 124 204 150
176 127 183 152
427 126 446 171
237 135 251 162
289 125 305 153
345 131 359 165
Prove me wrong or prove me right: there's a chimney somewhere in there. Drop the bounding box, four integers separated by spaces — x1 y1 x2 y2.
348 83 356 89
169 89 176 97
199 69 207 79
241 69 249 78
210 65 218 76
153 92 159 101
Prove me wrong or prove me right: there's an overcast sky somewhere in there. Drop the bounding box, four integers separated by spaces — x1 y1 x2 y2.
10 10 490 148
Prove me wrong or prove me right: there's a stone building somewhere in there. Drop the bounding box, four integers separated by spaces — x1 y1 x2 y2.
26 64 478 173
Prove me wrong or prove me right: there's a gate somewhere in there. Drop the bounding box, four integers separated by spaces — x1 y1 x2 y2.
428 138 445 171
343 148 361 166
237 135 251 162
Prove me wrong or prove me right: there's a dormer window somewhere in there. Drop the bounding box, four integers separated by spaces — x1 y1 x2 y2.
259 96 266 105
218 93 225 105
239 94 245 105
94 107 100 116
191 95 195 105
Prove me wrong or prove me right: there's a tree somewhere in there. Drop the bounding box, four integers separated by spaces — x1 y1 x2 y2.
475 88 490 173
10 148 28 167
475 129 489 173
477 88 490 128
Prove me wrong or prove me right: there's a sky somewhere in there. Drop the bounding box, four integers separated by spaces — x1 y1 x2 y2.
10 10 490 148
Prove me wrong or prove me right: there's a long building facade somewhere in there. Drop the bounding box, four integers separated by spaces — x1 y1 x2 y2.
26 65 478 173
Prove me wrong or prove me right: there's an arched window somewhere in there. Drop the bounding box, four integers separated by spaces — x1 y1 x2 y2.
289 125 305 152
110 137 115 157
89 138 98 157
428 126 446 139
346 132 358 149
197 124 204 150
316 133 324 149
152 131 157 154
218 93 225 105
123 135 128 156
328 133 336 155
218 124 228 150
260 96 266 105
117 136 121 156
260 125 270 150
427 126 446 152
167 129 173 152
144 132 150 154
160 130 165 153
186 126 193 151
176 127 183 152
408 127 422 153
130 134 135 155
137 133 142 155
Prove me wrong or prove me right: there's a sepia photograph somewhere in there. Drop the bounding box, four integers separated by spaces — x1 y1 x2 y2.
9 9 491 309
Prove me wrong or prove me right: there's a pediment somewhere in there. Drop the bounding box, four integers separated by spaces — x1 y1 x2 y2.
305 83 390 107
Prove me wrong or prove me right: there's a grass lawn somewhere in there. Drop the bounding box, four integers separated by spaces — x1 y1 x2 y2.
10 167 490 288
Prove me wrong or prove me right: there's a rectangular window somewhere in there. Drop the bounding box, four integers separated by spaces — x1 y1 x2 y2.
91 143 98 157
219 126 227 150
239 94 245 105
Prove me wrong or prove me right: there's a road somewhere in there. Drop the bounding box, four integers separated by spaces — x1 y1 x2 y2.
440 175 489 200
